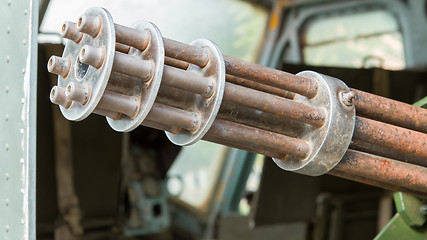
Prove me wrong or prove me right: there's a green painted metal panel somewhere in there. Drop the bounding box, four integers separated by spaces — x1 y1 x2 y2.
0 0 38 239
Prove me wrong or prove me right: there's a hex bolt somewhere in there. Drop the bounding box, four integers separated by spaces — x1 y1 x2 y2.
66 82 91 105
79 45 105 69
50 86 72 108
112 51 154 81
47 56 71 78
97 90 140 118
77 14 102 38
340 91 356 107
61 21 83 43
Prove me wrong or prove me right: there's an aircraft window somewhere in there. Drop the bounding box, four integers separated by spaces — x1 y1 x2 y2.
302 10 405 70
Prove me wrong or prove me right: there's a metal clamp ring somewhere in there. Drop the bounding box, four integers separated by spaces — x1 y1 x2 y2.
59 7 115 121
107 21 164 132
166 39 225 146
273 71 356 176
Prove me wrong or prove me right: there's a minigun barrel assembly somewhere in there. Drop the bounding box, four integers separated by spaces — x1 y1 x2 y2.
48 8 427 196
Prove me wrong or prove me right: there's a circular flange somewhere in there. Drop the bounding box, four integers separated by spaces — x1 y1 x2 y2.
58 7 115 121
107 21 164 132
273 71 356 176
166 39 225 146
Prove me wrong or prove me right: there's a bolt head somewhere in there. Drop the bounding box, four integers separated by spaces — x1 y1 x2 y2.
340 91 355 107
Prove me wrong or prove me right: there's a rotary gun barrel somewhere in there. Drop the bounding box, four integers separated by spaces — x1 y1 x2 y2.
48 7 427 196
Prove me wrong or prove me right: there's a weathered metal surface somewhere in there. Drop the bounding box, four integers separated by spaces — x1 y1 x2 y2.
204 134 284 160
48 7 427 195
106 21 164 132
225 74 295 99
224 55 319 98
147 103 199 132
53 7 116 121
164 38 210 68
162 65 215 97
328 169 427 198
353 116 427 159
166 39 225 146
218 102 305 138
273 71 356 176
223 82 325 127
164 56 189 70
206 119 310 159
353 89 427 133
350 139 427 168
115 42 130 54
333 150 427 193
114 23 150 51
0 0 37 239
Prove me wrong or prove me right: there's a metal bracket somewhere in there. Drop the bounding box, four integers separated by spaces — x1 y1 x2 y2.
375 192 427 239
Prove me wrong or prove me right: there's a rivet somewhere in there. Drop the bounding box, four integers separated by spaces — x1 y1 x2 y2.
22 40 26 45
21 219 24 225
7 0 11 6
5 86 9 94
6 26 10 34
20 158 24 164
6 56 10 63
5 114 9 121
21 98 25 104
20 128 24 134
5 144 9 151
24 10 28 16
340 91 356 107
20 188 24 193
5 199 9 206
5 225 9 233
22 68 26 74
5 173 9 181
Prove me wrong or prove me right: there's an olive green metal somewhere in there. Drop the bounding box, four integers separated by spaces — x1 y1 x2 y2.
413 96 427 108
375 192 427 240
394 192 427 227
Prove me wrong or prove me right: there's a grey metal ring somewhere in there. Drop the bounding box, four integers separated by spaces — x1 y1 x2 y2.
273 71 356 176
166 39 225 146
59 7 115 121
107 21 164 132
